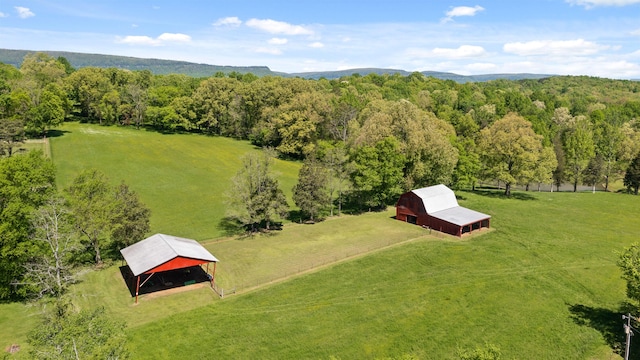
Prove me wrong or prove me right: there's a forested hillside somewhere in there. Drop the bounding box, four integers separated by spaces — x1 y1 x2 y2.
0 49 278 77
0 48 553 82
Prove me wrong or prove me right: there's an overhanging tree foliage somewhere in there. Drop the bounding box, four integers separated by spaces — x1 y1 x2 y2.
28 300 128 359
618 243 640 309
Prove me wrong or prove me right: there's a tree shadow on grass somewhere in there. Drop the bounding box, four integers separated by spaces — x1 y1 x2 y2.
567 302 639 357
45 129 69 138
466 189 537 201
218 217 284 239
218 217 247 237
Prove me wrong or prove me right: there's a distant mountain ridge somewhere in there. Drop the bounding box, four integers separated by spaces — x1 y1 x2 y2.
0 48 554 83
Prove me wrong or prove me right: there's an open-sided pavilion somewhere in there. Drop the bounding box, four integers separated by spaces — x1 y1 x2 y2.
120 233 219 303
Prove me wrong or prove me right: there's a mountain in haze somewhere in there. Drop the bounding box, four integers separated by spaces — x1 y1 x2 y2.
0 48 553 83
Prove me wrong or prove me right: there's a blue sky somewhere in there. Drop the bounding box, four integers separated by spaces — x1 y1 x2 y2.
1 0 639 78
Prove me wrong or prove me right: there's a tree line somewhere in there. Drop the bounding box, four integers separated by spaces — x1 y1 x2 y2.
3 52 640 231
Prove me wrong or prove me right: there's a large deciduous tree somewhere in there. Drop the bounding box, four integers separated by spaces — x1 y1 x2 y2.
292 157 330 222
562 117 595 192
23 195 77 299
593 121 624 191
225 152 289 232
65 169 113 264
0 118 25 156
0 150 56 299
478 113 543 196
350 136 406 209
317 141 352 216
110 182 151 254
531 146 558 191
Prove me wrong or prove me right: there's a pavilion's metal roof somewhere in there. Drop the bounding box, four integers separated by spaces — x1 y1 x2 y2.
120 233 218 276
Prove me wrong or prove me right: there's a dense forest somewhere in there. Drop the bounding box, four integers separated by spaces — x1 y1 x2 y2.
2 52 640 192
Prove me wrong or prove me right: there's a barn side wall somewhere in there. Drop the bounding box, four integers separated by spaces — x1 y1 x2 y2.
395 192 425 222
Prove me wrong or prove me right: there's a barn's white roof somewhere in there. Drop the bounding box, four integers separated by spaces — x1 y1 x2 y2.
120 233 218 276
411 184 490 225
411 184 459 213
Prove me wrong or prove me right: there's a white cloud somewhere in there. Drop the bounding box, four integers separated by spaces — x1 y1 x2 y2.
0 12 7 18
566 0 640 8
465 62 499 72
503 39 608 56
309 42 324 48
408 45 486 59
433 45 486 58
631 29 640 36
117 35 158 46
116 33 191 46
268 37 288 45
15 6 35 19
442 5 484 22
254 47 282 55
213 16 242 27
246 18 313 35
157 33 191 42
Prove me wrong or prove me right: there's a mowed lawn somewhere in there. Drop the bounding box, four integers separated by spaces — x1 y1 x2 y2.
125 190 637 359
50 122 301 240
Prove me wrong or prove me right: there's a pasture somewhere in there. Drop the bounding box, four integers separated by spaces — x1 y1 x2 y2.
0 122 637 359
122 190 635 359
49 122 301 240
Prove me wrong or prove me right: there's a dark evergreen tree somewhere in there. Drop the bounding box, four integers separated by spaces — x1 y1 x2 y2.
624 153 640 195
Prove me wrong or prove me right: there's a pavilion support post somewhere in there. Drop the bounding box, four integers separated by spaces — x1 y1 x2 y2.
135 275 140 304
211 262 217 287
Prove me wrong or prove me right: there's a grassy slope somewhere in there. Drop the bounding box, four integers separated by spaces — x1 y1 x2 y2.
2 124 636 358
50 122 300 240
126 190 635 359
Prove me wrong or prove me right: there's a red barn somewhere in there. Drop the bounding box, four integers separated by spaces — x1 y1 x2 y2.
395 184 490 236
120 233 219 303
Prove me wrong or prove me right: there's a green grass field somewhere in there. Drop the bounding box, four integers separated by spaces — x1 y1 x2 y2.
49 122 301 240
121 190 634 359
1 123 638 359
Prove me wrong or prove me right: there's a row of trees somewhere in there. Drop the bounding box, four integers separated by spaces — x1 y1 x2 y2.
2 54 639 197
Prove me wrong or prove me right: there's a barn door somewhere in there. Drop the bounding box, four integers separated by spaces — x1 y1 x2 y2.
407 215 417 224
